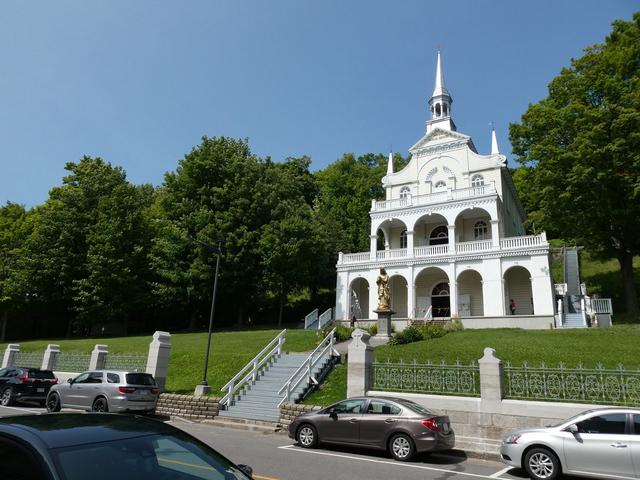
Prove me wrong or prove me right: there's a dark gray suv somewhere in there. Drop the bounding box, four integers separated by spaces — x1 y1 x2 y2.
46 370 159 414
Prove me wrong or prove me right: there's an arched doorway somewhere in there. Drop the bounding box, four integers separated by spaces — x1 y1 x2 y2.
504 266 533 315
389 275 408 318
431 282 450 317
457 270 484 316
349 278 370 319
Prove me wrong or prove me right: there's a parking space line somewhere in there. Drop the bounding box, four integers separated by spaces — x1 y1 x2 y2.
0 406 45 414
489 466 512 478
277 445 498 479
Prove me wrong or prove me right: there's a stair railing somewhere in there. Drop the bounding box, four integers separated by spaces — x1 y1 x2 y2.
278 328 339 407
318 308 333 330
304 309 319 329
220 329 286 407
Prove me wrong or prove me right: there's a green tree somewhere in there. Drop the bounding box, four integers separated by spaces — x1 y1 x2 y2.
509 13 640 314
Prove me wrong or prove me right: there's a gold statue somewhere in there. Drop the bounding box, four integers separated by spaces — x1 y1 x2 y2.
376 268 391 311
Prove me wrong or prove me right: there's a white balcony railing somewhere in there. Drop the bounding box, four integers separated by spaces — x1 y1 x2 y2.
338 233 548 265
592 298 613 314
371 183 496 212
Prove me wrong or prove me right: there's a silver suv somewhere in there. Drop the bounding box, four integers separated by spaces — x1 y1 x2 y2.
46 370 159 414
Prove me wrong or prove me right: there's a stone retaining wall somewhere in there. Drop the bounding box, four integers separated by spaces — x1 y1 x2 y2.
156 393 221 420
279 402 322 430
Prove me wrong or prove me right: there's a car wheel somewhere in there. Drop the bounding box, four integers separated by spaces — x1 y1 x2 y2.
389 433 415 461
524 447 561 480
91 397 109 413
46 393 61 413
296 424 318 449
0 387 14 407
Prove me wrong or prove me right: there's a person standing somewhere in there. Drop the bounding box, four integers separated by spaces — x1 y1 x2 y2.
509 299 517 315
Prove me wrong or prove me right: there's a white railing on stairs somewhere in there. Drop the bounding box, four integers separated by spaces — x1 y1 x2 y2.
318 308 333 330
278 328 339 407
304 309 319 329
220 329 286 407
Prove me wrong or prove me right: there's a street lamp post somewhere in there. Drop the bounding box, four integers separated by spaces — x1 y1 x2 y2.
193 238 224 397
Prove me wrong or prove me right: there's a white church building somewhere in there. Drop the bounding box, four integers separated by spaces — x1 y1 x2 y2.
334 52 557 330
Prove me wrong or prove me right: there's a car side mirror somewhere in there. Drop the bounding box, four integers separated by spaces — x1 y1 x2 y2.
329 411 338 420
566 424 578 434
67 378 73 384
237 464 253 477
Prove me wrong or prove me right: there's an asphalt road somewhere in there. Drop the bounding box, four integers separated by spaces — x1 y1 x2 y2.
0 403 533 480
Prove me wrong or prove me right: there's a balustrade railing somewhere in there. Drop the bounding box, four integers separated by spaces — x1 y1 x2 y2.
105 353 147 372
414 245 448 257
500 235 545 249
371 358 480 397
278 328 338 406
456 239 492 254
592 298 613 314
371 184 496 212
220 329 286 407
16 352 44 369
56 352 92 372
342 252 370 264
376 248 407 260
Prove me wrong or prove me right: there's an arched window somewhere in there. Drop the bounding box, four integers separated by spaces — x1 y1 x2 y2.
400 230 407 249
429 225 448 245
471 174 484 187
474 220 488 240
399 186 411 199
434 180 447 192
432 282 449 296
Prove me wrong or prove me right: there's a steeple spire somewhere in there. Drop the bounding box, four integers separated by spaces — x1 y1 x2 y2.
426 50 456 134
490 123 500 154
387 151 394 175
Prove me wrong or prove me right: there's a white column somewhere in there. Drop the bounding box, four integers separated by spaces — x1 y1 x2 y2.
407 266 415 319
447 224 456 254
41 344 60 371
347 329 373 398
2 344 20 368
406 230 414 257
369 234 377 260
491 219 500 248
147 331 172 392
449 281 458 316
482 259 504 316
89 345 108 371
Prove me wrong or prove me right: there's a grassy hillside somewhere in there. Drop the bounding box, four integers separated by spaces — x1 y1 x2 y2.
1 328 320 394
304 324 640 406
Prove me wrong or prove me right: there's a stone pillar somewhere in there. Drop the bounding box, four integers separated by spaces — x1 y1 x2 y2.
478 347 503 406
406 230 414 257
146 331 172 391
375 309 394 338
41 344 60 371
347 329 373 398
89 345 108 370
491 219 500 248
2 344 20 368
369 234 377 260
447 224 456 253
449 280 459 317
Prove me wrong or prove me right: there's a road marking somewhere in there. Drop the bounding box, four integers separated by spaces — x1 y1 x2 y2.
253 475 280 480
0 405 45 414
490 466 512 478
277 445 499 479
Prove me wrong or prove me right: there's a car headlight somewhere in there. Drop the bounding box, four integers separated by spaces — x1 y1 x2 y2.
503 434 521 444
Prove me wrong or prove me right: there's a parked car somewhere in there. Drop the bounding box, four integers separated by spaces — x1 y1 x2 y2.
0 413 254 479
46 370 159 414
288 396 455 461
500 407 640 480
0 367 58 407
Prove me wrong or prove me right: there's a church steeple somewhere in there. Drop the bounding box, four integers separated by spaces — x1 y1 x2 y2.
490 124 500 154
426 50 456 134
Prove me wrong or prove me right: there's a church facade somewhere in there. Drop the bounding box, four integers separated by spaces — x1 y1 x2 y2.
335 52 556 329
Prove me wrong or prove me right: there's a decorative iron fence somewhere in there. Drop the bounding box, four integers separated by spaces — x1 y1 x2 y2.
372 359 480 397
504 362 640 406
104 353 147 372
55 353 92 372
16 352 44 369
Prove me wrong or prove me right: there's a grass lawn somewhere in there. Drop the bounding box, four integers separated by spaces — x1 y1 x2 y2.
304 324 640 406
1 328 320 395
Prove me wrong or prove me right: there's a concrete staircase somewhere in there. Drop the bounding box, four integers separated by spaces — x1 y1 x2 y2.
563 312 586 328
218 352 332 423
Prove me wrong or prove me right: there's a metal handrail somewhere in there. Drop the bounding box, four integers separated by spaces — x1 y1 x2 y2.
278 328 338 407
318 308 333 330
220 329 286 407
304 309 319 329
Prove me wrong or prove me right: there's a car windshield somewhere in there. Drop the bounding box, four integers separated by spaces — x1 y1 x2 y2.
547 410 594 428
125 373 156 386
393 399 435 416
51 432 251 480
28 370 56 379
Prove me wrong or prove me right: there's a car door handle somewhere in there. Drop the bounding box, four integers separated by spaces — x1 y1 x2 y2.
349 418 358 423
610 443 628 448
384 419 397 424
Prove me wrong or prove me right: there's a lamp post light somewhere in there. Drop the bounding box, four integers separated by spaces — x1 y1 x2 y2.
192 237 224 397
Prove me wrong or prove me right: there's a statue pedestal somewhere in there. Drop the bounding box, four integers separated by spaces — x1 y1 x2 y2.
374 309 395 338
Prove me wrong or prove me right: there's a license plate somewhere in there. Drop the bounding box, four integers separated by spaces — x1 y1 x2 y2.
37 388 45 393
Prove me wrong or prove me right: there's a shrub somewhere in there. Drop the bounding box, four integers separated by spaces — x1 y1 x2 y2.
422 325 446 339
444 318 464 332
389 325 424 345
325 324 354 342
367 323 378 336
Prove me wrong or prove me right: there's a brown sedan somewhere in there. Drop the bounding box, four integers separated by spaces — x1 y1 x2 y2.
288 396 455 461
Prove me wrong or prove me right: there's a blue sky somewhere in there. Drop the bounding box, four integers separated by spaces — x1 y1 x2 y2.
1 1 637 207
